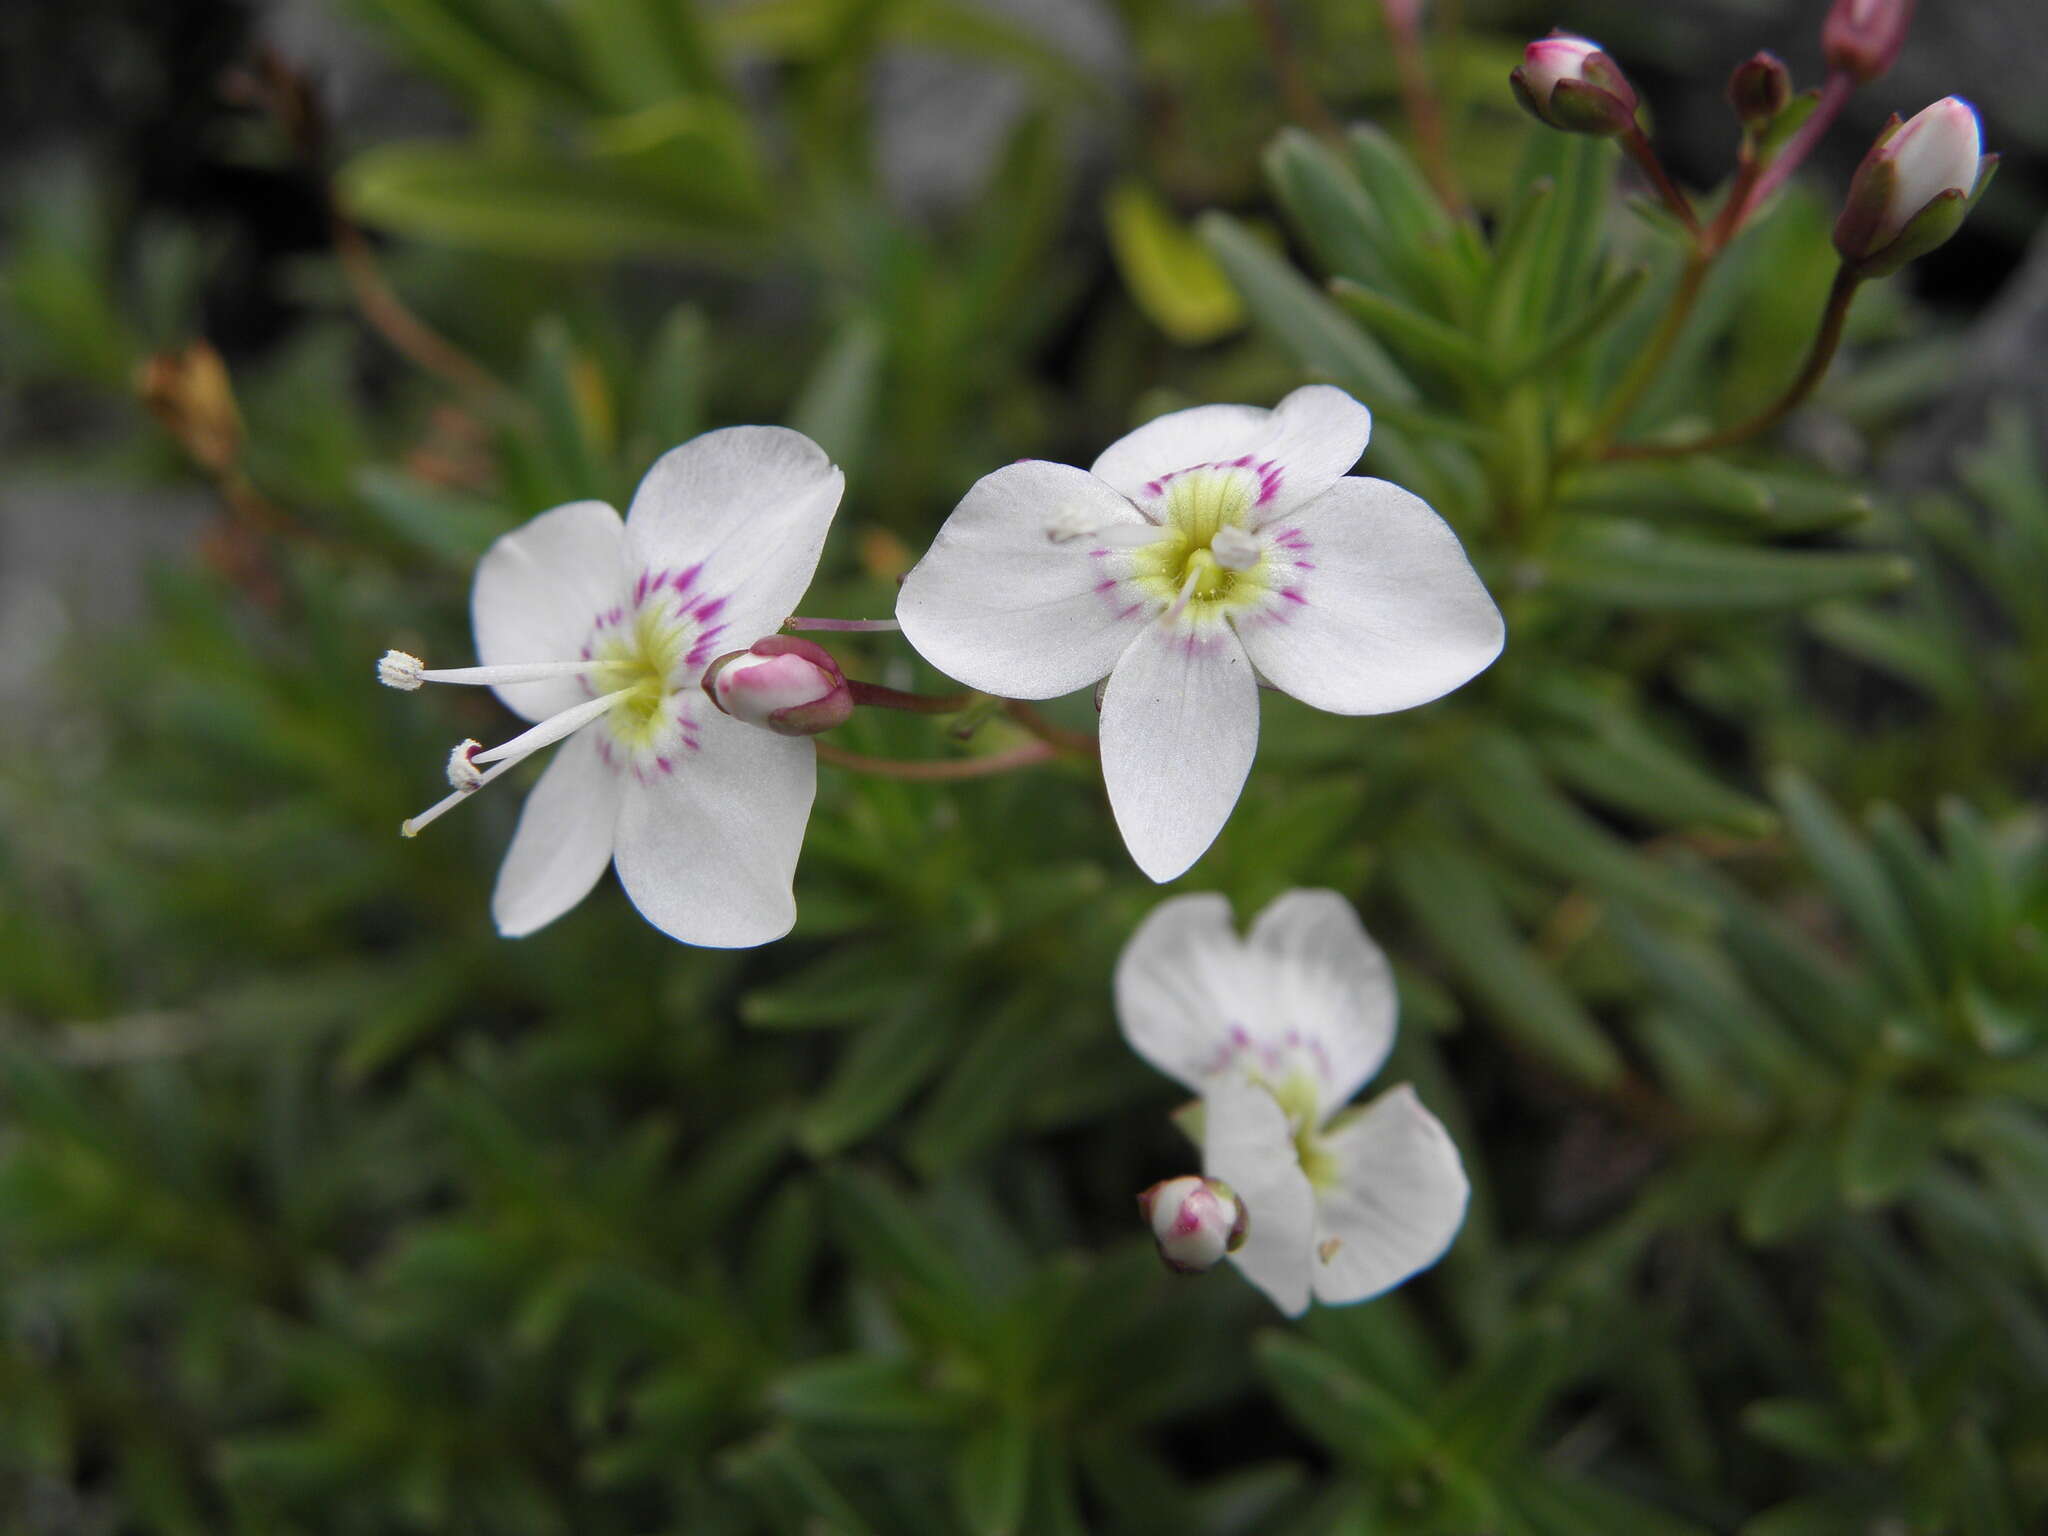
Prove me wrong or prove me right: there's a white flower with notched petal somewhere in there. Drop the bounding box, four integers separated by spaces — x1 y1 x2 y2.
895 387 1503 882
381 427 844 947
1116 889 1469 1316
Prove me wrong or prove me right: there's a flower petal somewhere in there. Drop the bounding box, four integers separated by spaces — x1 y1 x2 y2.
1114 892 1246 1093
1204 1077 1316 1317
1233 476 1503 716
1310 1084 1469 1306
624 427 845 650
896 461 1155 698
1248 889 1398 1115
473 499 628 721
611 707 816 947
1100 619 1259 882
490 728 623 938
1090 386 1371 519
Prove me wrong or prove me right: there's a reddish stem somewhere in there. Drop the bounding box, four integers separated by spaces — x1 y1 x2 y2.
846 679 976 715
1732 70 1856 230
814 740 1059 781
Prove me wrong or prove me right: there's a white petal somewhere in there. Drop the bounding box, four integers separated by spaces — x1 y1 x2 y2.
1247 890 1397 1114
624 427 845 649
1113 892 1247 1093
895 461 1154 698
1233 476 1503 716
473 500 628 722
611 706 816 947
1204 1078 1316 1317
1100 619 1259 882
490 728 623 938
1310 1084 1469 1306
1090 386 1371 519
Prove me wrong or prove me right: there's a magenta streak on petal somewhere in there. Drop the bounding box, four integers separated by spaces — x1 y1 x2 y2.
655 756 673 774
1295 560 1315 570
1094 578 1117 593
1115 602 1143 620
1089 547 1109 559
1282 588 1306 605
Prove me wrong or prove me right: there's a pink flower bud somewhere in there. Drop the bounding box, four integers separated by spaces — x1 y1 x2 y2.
702 636 852 737
1510 33 1638 138
1823 0 1915 85
1137 1175 1249 1275
1726 51 1792 133
1834 97 1995 276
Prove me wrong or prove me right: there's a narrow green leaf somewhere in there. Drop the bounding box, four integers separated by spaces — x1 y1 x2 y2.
1740 1123 1838 1244
1740 1399 1860 1462
1807 602 1980 711
954 1414 1033 1536
1541 520 1913 611
773 1356 960 1430
1329 278 1489 386
1195 213 1413 404
354 467 509 568
1263 129 1399 295
792 314 887 477
799 990 954 1156
1772 769 1936 1007
1837 1079 1935 1207
1537 720 1776 838
338 142 764 260
1103 180 1245 345
1255 1333 1436 1466
1387 836 1624 1087
1452 731 1715 924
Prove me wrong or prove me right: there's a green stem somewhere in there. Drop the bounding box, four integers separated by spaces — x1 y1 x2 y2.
1571 249 1711 461
1603 265 1863 461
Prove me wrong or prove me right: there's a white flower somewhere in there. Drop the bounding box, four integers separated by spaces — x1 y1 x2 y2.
1115 889 1469 1316
381 427 844 947
895 387 1504 882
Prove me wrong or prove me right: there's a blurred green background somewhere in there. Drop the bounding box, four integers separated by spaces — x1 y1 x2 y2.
3 0 2047 1531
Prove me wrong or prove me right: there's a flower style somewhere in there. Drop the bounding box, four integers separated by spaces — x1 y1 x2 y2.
894 387 1503 882
1116 889 1469 1316
380 427 844 946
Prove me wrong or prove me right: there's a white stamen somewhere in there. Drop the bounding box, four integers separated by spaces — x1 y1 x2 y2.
1046 511 1164 549
1163 563 1205 625
446 739 484 791
381 656 635 689
400 687 636 838
1211 526 1261 571
378 649 425 690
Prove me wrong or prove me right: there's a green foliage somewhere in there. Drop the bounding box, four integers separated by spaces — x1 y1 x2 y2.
2 1 2045 1531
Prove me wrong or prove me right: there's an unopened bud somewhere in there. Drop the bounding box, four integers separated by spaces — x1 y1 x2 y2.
1510 33 1638 138
1834 97 1996 278
702 636 853 737
136 340 242 474
1138 1175 1248 1275
1727 52 1793 133
1823 0 1915 86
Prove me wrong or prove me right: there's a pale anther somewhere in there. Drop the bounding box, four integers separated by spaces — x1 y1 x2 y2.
379 649 426 690
446 739 485 791
1211 526 1261 571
